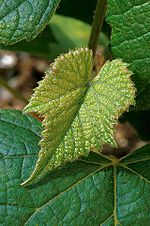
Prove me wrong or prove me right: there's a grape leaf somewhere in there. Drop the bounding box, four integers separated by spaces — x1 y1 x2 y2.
23 48 135 185
106 0 150 110
0 0 60 44
0 109 150 225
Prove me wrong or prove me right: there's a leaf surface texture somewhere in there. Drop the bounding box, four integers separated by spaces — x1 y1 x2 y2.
23 48 135 185
0 0 60 44
0 110 150 225
107 0 150 110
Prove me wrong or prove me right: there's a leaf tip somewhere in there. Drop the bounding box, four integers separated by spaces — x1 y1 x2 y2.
21 174 35 187
21 180 29 187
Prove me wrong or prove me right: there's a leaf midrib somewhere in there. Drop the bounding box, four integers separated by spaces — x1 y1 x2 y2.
40 83 90 153
0 153 37 159
120 164 150 184
121 158 150 164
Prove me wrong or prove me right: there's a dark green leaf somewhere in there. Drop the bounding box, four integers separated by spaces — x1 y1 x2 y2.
0 0 60 44
107 0 150 110
0 110 150 225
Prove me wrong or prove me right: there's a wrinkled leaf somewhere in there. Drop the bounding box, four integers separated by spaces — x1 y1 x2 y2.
0 0 60 44
107 0 150 110
0 110 150 225
23 48 135 185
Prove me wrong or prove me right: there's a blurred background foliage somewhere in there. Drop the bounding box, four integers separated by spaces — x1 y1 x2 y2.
0 15 109 59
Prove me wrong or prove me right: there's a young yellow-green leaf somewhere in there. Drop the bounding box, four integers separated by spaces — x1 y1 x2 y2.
0 0 60 44
23 48 135 185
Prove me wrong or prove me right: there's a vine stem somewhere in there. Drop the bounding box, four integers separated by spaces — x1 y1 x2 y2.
0 76 27 103
88 0 107 58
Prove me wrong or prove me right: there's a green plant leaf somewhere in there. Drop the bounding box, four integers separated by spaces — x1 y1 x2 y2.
107 0 150 110
0 15 109 59
23 48 135 185
0 0 60 44
0 109 150 225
